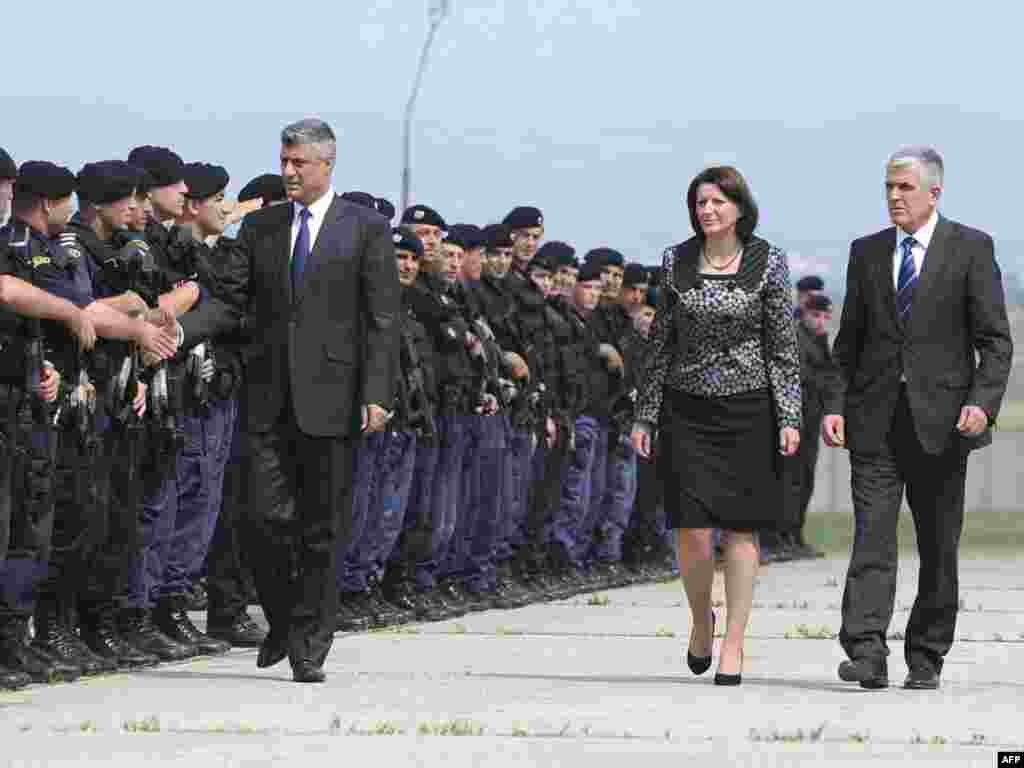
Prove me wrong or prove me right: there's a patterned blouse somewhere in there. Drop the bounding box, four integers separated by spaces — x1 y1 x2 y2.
634 236 802 431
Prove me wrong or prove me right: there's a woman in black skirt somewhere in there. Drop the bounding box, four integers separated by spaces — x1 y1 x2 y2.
631 166 801 685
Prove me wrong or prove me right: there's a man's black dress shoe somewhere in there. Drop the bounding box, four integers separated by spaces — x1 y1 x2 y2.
292 661 326 683
838 658 888 689
256 637 287 669
904 667 940 690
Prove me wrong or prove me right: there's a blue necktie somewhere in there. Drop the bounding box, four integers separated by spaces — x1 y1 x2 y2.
896 235 917 322
292 206 312 295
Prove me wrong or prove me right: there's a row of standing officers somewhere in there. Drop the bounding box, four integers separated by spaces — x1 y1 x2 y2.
0 123 827 687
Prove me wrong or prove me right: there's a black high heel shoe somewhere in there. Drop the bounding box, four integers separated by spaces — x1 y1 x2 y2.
714 648 743 686
686 611 715 675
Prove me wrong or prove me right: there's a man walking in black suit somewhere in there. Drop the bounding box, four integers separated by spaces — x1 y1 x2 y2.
824 146 1012 691
236 119 400 683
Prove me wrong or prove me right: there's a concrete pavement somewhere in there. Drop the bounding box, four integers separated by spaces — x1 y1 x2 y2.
2 555 1022 766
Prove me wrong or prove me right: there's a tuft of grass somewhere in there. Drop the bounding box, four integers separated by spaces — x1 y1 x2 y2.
784 624 836 640
848 731 869 743
79 720 97 733
655 626 676 638
453 623 467 634
511 723 529 737
586 594 611 607
417 719 485 737
122 716 161 733
748 724 826 743
495 625 522 636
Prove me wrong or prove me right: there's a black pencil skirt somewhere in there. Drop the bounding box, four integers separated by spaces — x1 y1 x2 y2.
659 387 790 532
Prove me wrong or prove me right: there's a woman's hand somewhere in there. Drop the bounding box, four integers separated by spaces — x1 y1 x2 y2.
631 425 652 460
779 427 800 457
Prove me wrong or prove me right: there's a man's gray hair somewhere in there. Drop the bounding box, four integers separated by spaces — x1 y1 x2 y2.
888 145 944 188
281 118 337 162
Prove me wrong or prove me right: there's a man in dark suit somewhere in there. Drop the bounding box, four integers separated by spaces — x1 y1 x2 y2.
236 118 400 683
824 146 1012 691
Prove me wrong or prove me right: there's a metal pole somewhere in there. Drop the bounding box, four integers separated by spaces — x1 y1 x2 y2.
401 0 450 215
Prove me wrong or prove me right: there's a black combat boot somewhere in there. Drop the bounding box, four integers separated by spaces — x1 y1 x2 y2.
206 610 267 647
79 602 159 669
0 617 81 684
120 608 195 662
31 597 113 675
153 596 230 656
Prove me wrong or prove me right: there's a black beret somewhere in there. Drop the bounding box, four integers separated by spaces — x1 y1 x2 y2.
442 229 469 251
401 204 446 230
448 223 484 250
623 263 648 287
392 227 423 259
585 247 624 268
15 161 76 200
502 206 544 231
238 174 286 206
76 160 141 205
796 275 825 292
645 286 659 307
806 293 833 312
535 241 575 268
182 162 229 200
135 168 155 195
483 223 512 250
376 198 396 220
127 145 185 188
341 190 378 210
0 147 15 180
528 250 556 273
577 262 604 284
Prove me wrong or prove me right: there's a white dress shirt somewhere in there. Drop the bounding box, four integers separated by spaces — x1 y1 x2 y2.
290 186 336 261
893 209 938 289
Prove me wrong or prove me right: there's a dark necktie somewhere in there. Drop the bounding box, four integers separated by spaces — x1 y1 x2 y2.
896 235 917 322
292 206 312 295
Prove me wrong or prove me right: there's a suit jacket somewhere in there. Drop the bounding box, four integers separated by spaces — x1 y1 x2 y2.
826 216 1013 455
236 195 400 437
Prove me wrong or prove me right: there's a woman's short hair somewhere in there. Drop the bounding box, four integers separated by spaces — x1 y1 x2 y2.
685 166 759 244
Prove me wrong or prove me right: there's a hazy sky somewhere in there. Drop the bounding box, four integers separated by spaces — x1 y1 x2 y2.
4 0 1023 281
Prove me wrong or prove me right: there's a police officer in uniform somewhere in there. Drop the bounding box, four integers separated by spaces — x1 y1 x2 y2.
0 157 100 687
380 227 447 623
120 145 226 660
64 160 174 669
11 162 177 676
161 162 243 649
784 292 837 560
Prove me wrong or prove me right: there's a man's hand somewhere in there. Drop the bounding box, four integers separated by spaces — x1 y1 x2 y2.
137 321 178 361
822 414 845 447
362 403 391 433
631 425 651 460
134 382 148 418
957 405 989 437
501 351 529 381
779 427 801 456
66 309 97 351
145 306 177 329
546 416 557 449
224 197 263 227
599 343 624 374
39 363 60 403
